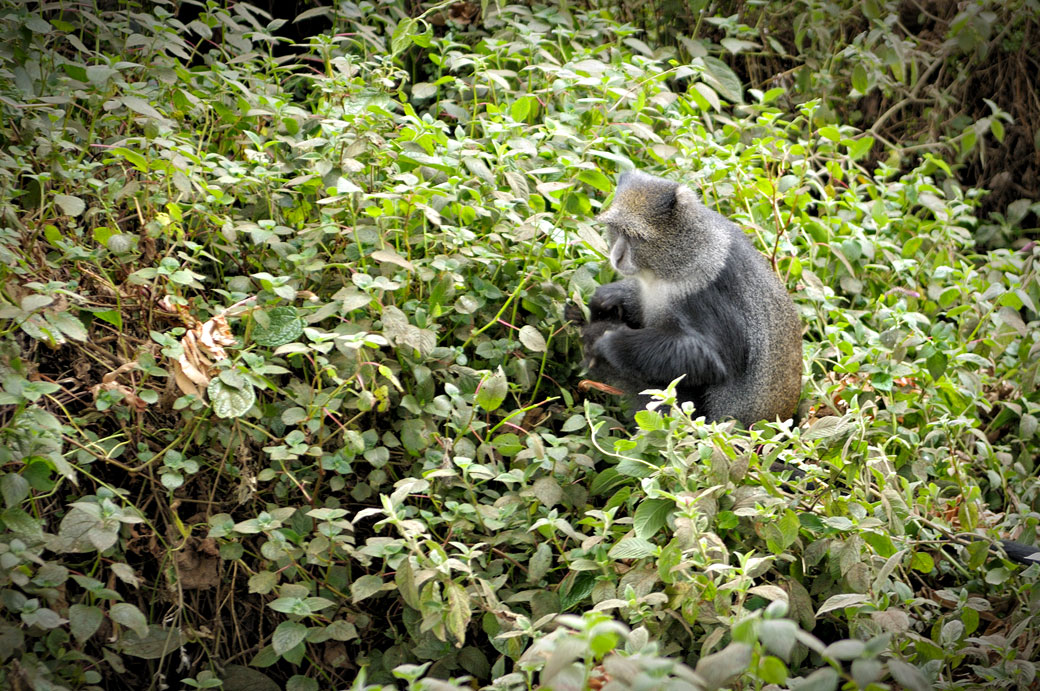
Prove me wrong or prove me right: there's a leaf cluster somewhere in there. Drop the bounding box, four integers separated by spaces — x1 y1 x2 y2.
0 2 1036 691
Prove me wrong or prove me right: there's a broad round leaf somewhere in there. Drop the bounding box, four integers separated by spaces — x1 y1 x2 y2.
253 306 303 347
208 377 256 419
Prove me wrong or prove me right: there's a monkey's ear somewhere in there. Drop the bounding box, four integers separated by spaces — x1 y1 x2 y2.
675 184 701 209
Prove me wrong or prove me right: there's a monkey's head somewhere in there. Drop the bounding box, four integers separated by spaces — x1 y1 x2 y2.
596 171 726 283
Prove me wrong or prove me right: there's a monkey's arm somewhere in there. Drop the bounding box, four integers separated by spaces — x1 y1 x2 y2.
592 325 737 387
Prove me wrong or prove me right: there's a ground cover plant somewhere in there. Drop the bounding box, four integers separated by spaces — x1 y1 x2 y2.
0 1 1037 690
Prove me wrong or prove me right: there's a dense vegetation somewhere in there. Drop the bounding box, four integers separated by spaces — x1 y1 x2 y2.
0 1 1037 690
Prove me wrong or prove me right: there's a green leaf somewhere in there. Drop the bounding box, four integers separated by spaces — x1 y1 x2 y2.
272 620 308 656
701 56 743 103
790 667 840 691
887 660 931 691
695 642 752 689
820 126 841 142
287 676 319 691
518 325 546 352
633 498 672 539
350 574 384 603
110 602 149 638
846 136 874 161
47 310 88 342
528 542 552 584
910 551 934 573
926 351 948 380
475 366 507 413
110 146 149 172
121 95 164 120
390 18 416 57
208 377 256 419
577 169 612 193
116 625 186 659
395 558 421 610
249 571 278 595
990 118 1005 143
851 64 869 94
816 593 869 615
253 306 304 347
69 604 104 643
1 474 30 507
608 537 656 559
54 194 85 217
62 62 88 82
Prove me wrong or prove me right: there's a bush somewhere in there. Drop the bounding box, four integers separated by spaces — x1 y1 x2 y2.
0 2 1036 690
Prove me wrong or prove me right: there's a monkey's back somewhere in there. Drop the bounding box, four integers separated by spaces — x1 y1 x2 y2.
665 219 802 425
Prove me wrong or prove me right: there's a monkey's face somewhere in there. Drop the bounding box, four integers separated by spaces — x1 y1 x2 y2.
605 230 642 276
597 171 709 283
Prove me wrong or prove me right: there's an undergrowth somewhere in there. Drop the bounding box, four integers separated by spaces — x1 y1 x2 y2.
0 2 1036 690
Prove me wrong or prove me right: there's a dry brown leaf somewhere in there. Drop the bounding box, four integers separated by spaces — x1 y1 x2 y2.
170 314 240 395
90 362 148 412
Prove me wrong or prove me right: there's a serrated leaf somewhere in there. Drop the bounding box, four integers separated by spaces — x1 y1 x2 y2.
701 56 743 103
69 604 104 643
804 415 851 440
54 506 103 553
633 498 672 539
272 620 308 656
444 580 471 644
532 476 563 507
608 537 656 560
121 95 164 120
208 377 256 419
518 325 546 352
528 542 552 584
1 473 30 507
350 574 384 603
395 558 420 609
1 508 42 537
253 306 303 347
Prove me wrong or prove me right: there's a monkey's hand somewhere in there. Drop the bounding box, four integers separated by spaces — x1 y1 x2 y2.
589 282 632 323
563 303 587 326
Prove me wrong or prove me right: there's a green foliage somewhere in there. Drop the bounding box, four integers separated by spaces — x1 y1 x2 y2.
0 1 1036 690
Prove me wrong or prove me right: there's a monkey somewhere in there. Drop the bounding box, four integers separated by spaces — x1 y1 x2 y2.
567 170 803 426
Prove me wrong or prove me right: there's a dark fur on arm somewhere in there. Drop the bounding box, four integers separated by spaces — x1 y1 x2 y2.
592 325 732 387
